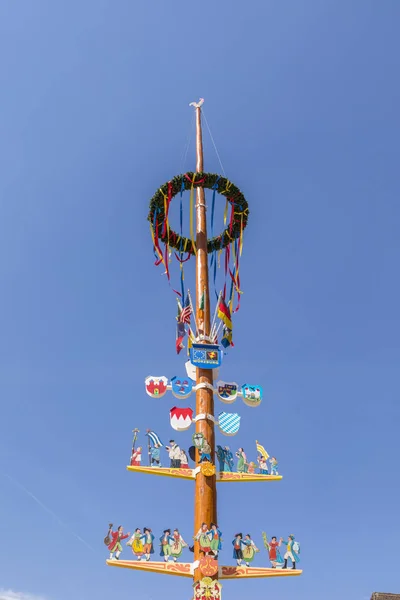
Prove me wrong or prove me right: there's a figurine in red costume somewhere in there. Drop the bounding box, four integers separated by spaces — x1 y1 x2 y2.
107 525 130 560
130 446 142 467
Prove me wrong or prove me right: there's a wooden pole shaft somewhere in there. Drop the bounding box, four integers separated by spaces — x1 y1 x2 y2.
193 106 217 582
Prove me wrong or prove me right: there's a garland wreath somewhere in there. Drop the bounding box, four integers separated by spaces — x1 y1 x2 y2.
147 172 249 256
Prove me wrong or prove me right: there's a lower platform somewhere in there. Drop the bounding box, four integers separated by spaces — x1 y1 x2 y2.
106 559 302 579
126 466 282 482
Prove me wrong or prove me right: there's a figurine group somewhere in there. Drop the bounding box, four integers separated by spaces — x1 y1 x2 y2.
218 445 278 475
131 440 190 469
105 524 300 569
105 525 187 562
130 430 279 476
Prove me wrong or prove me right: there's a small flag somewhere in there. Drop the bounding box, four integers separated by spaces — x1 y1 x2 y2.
198 289 205 320
146 430 163 447
218 297 233 330
176 321 186 354
256 440 269 460
221 327 233 348
180 295 192 324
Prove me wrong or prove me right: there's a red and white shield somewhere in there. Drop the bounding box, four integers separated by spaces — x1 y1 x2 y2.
145 376 168 398
170 406 193 431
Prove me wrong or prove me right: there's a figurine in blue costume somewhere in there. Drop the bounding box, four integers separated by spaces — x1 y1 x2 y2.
216 445 234 472
207 523 222 557
198 437 212 463
281 534 300 569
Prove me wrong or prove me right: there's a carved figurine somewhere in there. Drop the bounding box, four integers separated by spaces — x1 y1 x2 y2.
130 446 142 467
247 461 256 474
207 523 222 557
127 528 145 560
232 532 243 565
262 532 283 568
169 528 188 562
107 525 130 560
281 534 300 569
269 456 279 475
195 523 212 555
241 533 259 567
257 455 269 474
198 437 212 463
165 440 181 468
149 443 162 468
159 529 172 562
216 445 234 472
142 527 154 561
180 448 190 469
236 448 248 473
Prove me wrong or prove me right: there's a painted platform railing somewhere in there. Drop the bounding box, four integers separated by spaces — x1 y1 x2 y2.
106 559 302 579
126 465 282 482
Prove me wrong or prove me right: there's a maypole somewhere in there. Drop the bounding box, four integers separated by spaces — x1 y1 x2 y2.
105 100 303 599
193 104 217 582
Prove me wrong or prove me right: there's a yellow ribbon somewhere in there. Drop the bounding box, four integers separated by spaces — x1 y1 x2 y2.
189 177 197 254
149 223 165 268
239 214 244 256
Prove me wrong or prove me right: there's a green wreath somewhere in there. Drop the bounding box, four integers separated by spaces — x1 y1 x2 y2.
147 172 249 254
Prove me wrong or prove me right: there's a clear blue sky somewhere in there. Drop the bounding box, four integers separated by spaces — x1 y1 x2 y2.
0 1 399 600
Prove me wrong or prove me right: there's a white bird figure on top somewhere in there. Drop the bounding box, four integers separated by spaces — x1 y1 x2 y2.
189 98 205 108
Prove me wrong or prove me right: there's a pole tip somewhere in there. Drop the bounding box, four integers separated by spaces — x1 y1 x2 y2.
189 98 205 109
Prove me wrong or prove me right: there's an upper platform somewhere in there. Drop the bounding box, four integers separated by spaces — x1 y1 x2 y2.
126 465 282 482
106 559 301 579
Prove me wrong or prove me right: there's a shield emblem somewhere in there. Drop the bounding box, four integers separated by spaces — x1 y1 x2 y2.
190 344 222 369
199 555 218 577
170 407 194 431
171 376 194 399
241 384 263 407
218 412 241 436
216 381 238 404
145 376 168 398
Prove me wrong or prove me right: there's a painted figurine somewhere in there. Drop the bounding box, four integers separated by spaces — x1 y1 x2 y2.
150 444 161 467
248 461 256 474
130 446 142 467
236 448 248 473
141 527 154 561
263 533 283 568
107 525 130 560
257 455 269 474
159 529 172 562
281 534 300 569
166 440 181 468
225 446 234 471
169 528 188 562
180 448 190 469
241 533 259 567
216 445 225 471
207 523 222 557
232 533 243 565
269 456 279 475
198 437 212 463
127 528 145 560
195 523 212 555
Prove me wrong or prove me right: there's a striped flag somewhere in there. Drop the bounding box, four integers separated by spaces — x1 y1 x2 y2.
256 440 269 460
217 297 233 330
146 430 163 447
180 295 192 324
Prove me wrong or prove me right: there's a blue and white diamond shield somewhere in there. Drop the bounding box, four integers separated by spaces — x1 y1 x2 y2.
218 411 241 436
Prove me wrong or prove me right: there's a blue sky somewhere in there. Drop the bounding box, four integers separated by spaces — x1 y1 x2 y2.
0 1 399 599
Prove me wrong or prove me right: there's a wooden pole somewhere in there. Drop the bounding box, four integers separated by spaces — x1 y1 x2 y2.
193 106 217 582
